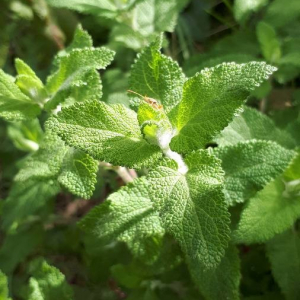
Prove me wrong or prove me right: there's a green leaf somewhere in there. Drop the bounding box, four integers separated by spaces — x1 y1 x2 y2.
0 226 44 274
214 140 296 206
134 0 189 33
7 118 43 152
80 177 165 263
266 229 300 300
189 244 241 300
256 22 281 63
216 107 296 149
14 132 98 199
2 179 60 230
0 270 12 300
54 24 93 65
27 258 74 300
170 62 276 153
0 70 41 121
15 134 67 181
46 100 162 168
264 0 300 28
45 47 115 110
147 150 230 268
284 150 300 181
234 178 300 244
129 34 185 114
15 58 48 103
58 149 98 199
111 264 143 289
234 0 269 23
46 0 141 18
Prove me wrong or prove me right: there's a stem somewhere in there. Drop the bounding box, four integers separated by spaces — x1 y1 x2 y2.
116 166 136 183
156 130 188 175
163 147 188 175
99 162 137 184
223 0 233 12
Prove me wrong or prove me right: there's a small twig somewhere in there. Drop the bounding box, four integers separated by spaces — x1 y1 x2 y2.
99 162 137 184
260 97 267 113
116 166 136 183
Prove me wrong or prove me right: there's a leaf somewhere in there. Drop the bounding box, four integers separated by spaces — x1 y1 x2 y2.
27 258 74 300
129 34 185 114
111 264 143 289
284 150 300 181
266 229 300 300
134 0 189 33
214 140 296 206
234 0 269 23
46 100 162 168
54 24 93 65
0 226 44 274
58 149 98 199
216 106 296 149
15 133 67 181
256 22 281 63
170 62 276 153
264 0 300 28
2 179 60 230
46 0 141 18
147 150 230 268
15 58 48 103
0 70 41 121
45 47 115 110
7 118 43 152
80 177 165 263
234 178 300 244
81 150 230 275
189 244 241 300
0 270 12 300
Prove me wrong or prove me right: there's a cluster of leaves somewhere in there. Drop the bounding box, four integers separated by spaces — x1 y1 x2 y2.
0 0 299 300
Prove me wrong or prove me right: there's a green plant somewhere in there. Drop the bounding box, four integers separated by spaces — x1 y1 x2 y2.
0 1 300 299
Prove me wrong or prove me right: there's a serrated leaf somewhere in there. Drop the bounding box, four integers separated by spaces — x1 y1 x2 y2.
80 177 165 263
15 134 67 181
27 258 74 300
15 58 48 103
214 140 296 206
256 22 281 63
129 34 185 114
234 178 300 244
45 47 115 110
170 62 276 154
147 150 230 268
216 106 297 149
54 24 93 65
234 0 269 23
0 270 12 300
189 244 241 300
266 229 300 300
15 132 98 198
46 100 162 168
0 70 41 121
58 149 98 199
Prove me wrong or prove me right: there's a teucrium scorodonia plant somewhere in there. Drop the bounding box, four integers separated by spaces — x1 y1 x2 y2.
0 23 298 299
44 32 297 298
